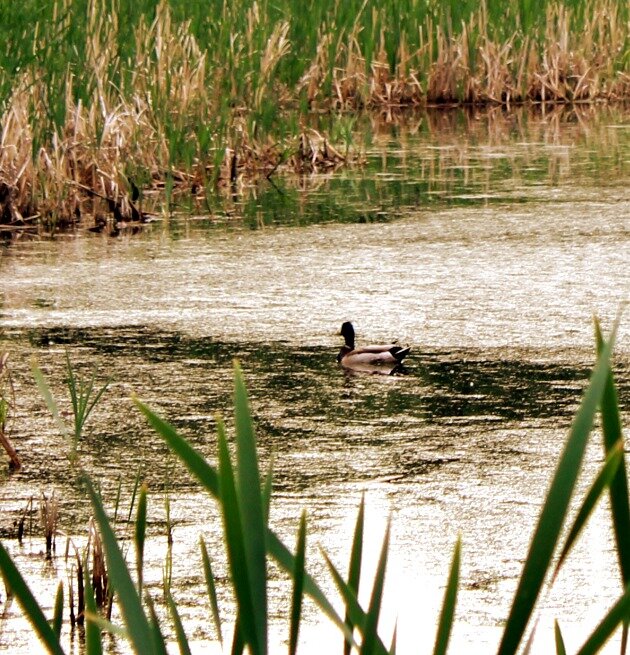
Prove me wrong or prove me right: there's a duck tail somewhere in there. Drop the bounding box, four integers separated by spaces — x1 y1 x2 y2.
390 346 411 363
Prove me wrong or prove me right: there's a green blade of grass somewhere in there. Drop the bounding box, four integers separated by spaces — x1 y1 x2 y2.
389 622 397 655
135 483 148 598
146 594 168 655
361 523 390 655
554 620 567 655
135 397 352 640
576 584 630 655
84 561 103 655
166 590 192 655
231 616 246 655
595 319 630 585
200 537 223 646
289 511 307 655
31 360 68 440
552 442 623 581
433 536 461 655
133 397 220 497
322 550 386 654
262 456 274 525
52 581 64 639
233 362 267 654
497 319 618 655
217 420 260 655
0 541 65 655
345 496 365 655
84 477 154 655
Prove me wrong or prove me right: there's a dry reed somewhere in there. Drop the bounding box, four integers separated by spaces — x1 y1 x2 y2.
39 492 60 559
0 0 627 228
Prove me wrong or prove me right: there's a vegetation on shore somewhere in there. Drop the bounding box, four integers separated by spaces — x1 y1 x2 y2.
0 0 628 228
0 317 629 653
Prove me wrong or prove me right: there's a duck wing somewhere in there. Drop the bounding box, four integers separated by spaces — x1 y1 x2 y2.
360 344 400 353
342 345 410 366
361 344 410 362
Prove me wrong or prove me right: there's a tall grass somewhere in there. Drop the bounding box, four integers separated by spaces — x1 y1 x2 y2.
0 0 627 227
0 317 629 652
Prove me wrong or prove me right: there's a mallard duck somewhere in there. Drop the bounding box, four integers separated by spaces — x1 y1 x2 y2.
337 322 411 368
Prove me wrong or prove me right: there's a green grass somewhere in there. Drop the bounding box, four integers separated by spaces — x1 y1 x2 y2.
0 316 628 653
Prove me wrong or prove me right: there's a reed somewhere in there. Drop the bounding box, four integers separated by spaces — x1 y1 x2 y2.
32 352 110 464
0 0 627 229
39 492 60 559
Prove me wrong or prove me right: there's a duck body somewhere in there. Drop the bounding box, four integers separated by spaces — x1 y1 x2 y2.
337 322 411 369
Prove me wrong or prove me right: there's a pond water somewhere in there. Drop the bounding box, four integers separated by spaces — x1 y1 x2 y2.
0 106 629 654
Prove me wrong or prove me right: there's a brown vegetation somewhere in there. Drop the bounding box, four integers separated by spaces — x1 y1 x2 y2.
0 0 627 229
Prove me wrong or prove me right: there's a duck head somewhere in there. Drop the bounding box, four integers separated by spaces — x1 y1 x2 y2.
340 321 355 349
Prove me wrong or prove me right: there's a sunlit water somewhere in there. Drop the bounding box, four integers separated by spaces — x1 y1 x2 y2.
0 107 629 654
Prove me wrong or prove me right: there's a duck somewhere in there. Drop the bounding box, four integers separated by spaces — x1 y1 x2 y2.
337 322 411 369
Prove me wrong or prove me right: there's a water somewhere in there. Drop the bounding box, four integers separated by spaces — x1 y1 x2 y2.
0 106 629 654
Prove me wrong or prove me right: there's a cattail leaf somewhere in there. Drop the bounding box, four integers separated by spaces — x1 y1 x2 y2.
361 523 391 655
389 622 397 655
133 397 220 498
135 483 148 597
269 530 354 644
595 319 630 585
217 420 260 655
231 616 246 655
575 584 630 655
262 456 274 525
83 561 103 655
200 537 223 646
136 393 351 642
145 594 168 655
233 361 267 654
498 318 618 655
0 540 65 655
553 443 623 581
127 470 142 524
289 511 307 655
84 477 154 655
31 360 68 440
167 590 192 655
433 536 461 655
52 581 63 639
322 549 388 654
554 620 567 655
345 496 365 655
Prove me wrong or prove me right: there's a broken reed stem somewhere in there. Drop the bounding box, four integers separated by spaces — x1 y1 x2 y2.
16 498 34 544
65 540 85 628
88 518 110 612
0 431 21 471
0 353 21 470
40 492 60 559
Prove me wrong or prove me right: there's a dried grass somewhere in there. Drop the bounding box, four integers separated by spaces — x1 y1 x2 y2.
0 0 627 228
39 492 59 559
